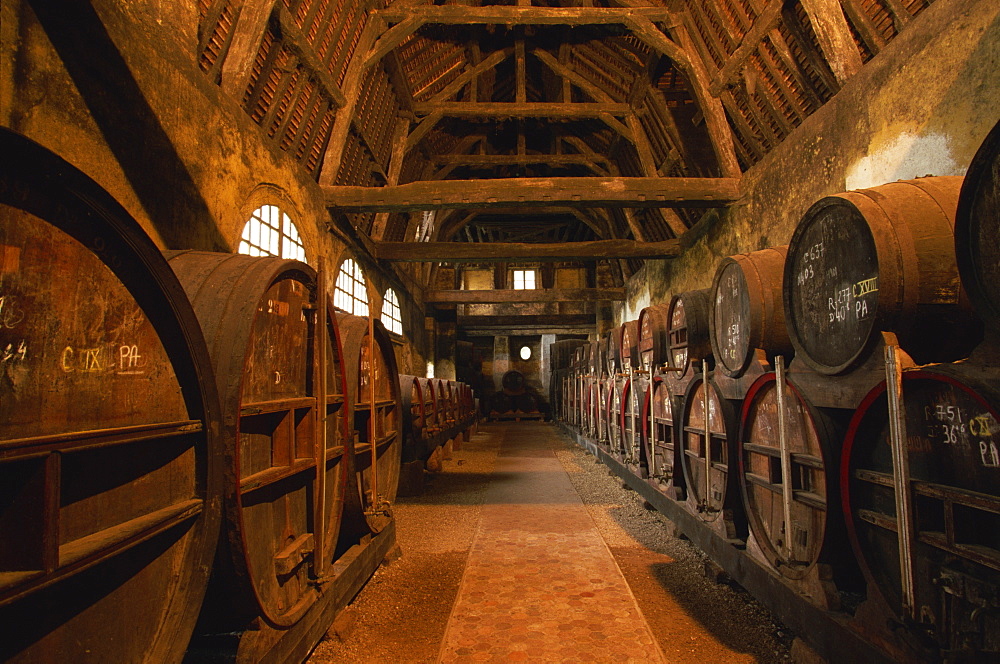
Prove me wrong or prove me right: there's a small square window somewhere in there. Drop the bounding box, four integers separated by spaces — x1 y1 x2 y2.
513 269 536 290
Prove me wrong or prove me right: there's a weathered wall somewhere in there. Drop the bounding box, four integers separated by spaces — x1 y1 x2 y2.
0 0 435 368
623 0 1000 320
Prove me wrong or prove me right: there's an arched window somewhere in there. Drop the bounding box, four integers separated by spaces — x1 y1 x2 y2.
334 258 369 316
381 288 403 334
238 204 306 262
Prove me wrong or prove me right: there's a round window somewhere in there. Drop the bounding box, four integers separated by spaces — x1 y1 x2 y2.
519 346 532 360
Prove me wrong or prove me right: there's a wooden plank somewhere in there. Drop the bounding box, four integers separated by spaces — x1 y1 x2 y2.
708 0 784 96
377 5 676 25
799 0 863 85
426 288 626 303
375 238 681 262
413 101 631 118
324 176 740 212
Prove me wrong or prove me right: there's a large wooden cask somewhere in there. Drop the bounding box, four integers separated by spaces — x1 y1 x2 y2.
666 289 713 376
843 365 1000 657
637 303 670 373
167 251 350 628
0 131 222 663
956 119 1000 332
642 377 684 499
710 246 791 377
784 177 981 374
336 315 401 531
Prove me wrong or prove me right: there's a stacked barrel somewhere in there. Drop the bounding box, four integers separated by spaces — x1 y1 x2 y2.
551 119 1000 662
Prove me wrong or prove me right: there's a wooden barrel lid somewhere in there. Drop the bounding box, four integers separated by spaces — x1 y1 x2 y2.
0 130 222 662
680 376 739 523
739 373 845 579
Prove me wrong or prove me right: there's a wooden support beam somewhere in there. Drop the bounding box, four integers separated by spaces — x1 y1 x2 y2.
371 117 411 241
325 177 740 212
220 0 278 97
426 288 625 303
413 101 631 118
456 314 597 329
629 17 742 179
532 49 613 103
274 6 347 106
799 0 863 85
428 49 512 103
366 17 423 67
374 238 682 262
432 153 604 167
405 111 442 151
708 0 784 96
376 5 676 25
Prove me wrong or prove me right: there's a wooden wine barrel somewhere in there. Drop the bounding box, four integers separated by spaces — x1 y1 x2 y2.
336 314 401 532
0 130 222 663
550 339 588 371
399 375 439 462
501 370 526 394
710 246 792 377
602 329 618 377
843 365 1000 656
739 372 851 582
667 289 713 375
642 377 684 498
167 251 349 628
679 374 743 534
608 378 627 458
785 177 981 375
956 120 1000 332
621 375 649 471
588 340 602 377
637 303 670 373
596 378 612 445
619 320 640 373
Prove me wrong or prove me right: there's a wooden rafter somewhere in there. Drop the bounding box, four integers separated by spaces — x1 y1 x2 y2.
799 0 863 85
708 0 784 97
375 239 681 262
412 101 631 118
219 0 278 97
426 288 625 303
376 5 675 26
324 176 741 212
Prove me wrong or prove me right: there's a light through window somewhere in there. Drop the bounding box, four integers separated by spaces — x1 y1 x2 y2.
519 346 532 360
334 258 369 316
513 269 536 290
238 204 306 262
381 288 403 334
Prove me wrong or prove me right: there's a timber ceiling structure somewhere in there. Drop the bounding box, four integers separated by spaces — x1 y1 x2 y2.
197 0 933 289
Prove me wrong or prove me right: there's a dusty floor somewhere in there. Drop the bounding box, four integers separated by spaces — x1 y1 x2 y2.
308 422 791 663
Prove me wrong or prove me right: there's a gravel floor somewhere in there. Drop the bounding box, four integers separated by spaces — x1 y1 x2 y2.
307 423 792 663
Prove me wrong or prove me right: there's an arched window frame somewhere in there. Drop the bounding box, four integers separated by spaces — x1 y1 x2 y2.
237 204 306 262
334 258 369 316
381 288 403 335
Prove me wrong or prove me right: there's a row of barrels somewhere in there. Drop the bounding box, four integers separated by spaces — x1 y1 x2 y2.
0 130 476 663
554 121 1000 661
400 374 478 466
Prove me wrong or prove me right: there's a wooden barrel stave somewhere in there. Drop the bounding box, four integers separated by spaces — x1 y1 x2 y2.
0 130 222 663
642 377 684 499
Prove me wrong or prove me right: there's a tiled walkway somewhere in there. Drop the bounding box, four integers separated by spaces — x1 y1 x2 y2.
438 424 666 663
